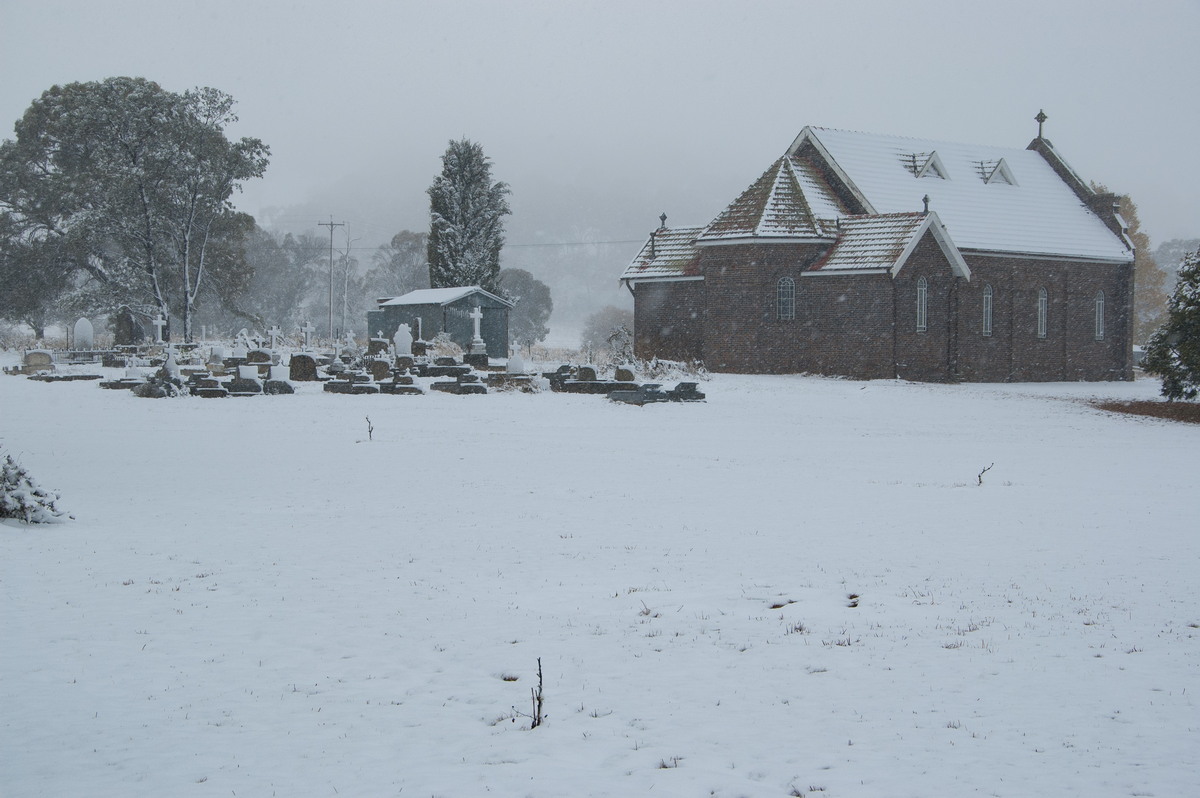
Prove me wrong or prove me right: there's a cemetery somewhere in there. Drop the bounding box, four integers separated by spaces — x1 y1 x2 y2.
3 310 708 405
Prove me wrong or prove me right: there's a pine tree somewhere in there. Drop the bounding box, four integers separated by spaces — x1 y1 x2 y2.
1143 248 1200 400
427 139 510 292
1 451 69 523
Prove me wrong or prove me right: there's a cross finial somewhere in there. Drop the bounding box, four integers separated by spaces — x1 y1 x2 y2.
1035 109 1048 139
659 212 668 229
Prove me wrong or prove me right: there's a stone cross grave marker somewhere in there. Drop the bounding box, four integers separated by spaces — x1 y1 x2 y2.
469 306 484 346
152 315 167 343
300 321 315 349
268 326 283 350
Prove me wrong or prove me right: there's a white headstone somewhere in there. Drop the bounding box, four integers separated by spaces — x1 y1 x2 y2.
152 315 167 343
208 345 225 364
238 365 259 380
73 317 94 350
164 349 181 377
393 323 413 356
269 365 289 381
507 354 526 374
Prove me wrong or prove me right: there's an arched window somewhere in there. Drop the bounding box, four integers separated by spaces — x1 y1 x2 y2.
982 283 993 337
916 276 928 332
1037 287 1048 339
1094 290 1105 340
777 277 795 321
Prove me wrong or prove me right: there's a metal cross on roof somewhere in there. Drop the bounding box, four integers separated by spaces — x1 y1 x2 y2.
1035 109 1048 138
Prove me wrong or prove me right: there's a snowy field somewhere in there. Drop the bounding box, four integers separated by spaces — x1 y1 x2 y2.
1 357 1197 798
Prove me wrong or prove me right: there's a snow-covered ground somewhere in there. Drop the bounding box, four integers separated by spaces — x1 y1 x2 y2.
2 357 1197 797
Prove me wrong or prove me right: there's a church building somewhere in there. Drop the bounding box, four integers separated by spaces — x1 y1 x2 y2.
620 118 1135 381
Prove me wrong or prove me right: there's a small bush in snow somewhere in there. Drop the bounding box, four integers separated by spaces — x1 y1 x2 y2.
1 453 70 523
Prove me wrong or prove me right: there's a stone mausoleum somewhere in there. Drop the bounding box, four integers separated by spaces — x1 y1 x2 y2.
366 287 514 358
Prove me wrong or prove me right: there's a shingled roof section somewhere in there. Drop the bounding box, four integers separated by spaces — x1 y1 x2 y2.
809 211 970 279
698 157 840 243
619 226 704 283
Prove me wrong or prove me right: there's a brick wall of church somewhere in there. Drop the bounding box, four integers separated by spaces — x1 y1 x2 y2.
955 256 1133 382
891 235 960 382
630 241 1133 382
631 280 705 363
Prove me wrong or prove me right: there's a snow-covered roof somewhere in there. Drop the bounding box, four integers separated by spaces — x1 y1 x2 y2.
376 286 514 308
619 226 704 283
789 127 1132 262
809 211 970 279
697 156 844 243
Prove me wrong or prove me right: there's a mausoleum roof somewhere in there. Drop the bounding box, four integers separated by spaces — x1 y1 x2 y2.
377 287 514 308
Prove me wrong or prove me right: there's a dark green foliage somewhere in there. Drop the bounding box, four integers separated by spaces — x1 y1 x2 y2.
427 139 510 292
0 77 268 340
1143 248 1200 400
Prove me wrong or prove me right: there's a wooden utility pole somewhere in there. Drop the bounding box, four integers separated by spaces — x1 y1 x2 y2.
318 217 345 340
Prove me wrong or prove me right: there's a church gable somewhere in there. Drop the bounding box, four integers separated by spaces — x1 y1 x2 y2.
808 211 970 279
697 157 841 244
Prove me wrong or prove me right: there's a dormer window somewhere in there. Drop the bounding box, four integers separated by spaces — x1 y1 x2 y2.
976 158 1017 186
903 151 948 180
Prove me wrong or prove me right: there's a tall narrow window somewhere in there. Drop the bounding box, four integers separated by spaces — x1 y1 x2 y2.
777 277 795 321
916 277 928 332
1094 291 1105 340
982 283 994 336
1037 287 1048 339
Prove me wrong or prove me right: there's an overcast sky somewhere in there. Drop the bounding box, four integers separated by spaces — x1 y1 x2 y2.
3 0 1198 255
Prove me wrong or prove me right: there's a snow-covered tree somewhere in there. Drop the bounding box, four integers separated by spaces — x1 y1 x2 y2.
1 451 69 524
1143 248 1200 400
427 139 510 292
580 305 634 351
498 267 552 348
365 230 429 299
0 77 269 341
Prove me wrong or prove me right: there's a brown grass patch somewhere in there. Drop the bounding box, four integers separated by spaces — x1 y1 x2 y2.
1093 400 1200 424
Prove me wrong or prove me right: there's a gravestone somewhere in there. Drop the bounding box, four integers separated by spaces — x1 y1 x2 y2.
263 365 294 395
614 366 636 382
151 315 167 343
73 317 94 350
23 350 53 374
367 358 391 382
393 323 413 357
507 354 527 375
367 338 389 357
576 365 598 381
289 353 319 381
247 348 273 364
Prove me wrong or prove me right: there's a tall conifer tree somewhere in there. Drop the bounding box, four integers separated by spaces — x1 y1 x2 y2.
427 139 510 291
